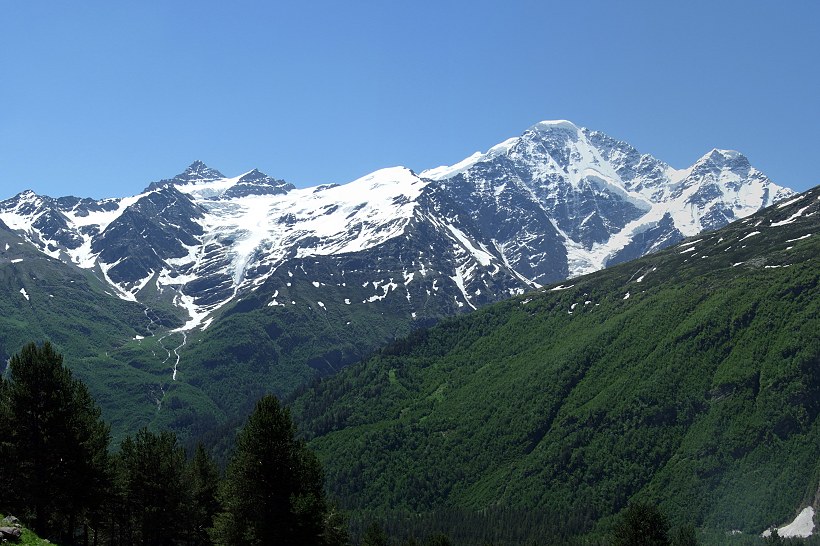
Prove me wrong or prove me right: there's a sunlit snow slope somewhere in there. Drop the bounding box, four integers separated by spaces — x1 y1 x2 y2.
423 120 792 279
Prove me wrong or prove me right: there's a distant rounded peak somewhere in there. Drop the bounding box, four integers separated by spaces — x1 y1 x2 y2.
321 166 428 208
303 166 419 195
528 120 581 133
346 166 426 191
362 165 418 180
365 165 416 178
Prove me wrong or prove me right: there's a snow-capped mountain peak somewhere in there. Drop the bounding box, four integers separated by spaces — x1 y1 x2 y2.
421 120 583 182
423 121 792 279
528 119 581 134
175 160 225 182
691 148 752 176
145 160 225 192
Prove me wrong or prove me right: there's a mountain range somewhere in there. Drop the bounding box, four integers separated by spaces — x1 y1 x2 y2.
0 120 794 441
0 120 791 327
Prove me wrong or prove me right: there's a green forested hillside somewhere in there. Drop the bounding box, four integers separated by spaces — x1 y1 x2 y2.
0 223 424 446
0 218 467 447
0 225 217 444
292 187 820 542
0 227 148 361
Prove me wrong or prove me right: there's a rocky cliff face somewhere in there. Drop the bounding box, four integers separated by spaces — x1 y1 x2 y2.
424 120 791 278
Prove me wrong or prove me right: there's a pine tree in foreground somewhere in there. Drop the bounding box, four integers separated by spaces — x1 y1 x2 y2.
116 428 190 545
2 341 111 543
0 374 12 505
211 394 339 545
188 443 222 545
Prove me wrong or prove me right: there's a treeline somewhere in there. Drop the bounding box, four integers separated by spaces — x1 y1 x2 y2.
0 342 347 545
351 502 711 546
347 507 585 546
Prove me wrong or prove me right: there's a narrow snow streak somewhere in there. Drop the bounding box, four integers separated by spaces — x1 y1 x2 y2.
771 204 813 227
785 234 812 243
171 332 187 381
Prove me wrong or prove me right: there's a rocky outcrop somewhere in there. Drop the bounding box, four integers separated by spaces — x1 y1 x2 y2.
0 516 22 543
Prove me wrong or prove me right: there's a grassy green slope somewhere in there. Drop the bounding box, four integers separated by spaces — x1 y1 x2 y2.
292 187 820 538
0 226 224 444
181 273 416 419
0 230 146 362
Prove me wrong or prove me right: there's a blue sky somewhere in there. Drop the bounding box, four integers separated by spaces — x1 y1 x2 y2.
1 1 818 198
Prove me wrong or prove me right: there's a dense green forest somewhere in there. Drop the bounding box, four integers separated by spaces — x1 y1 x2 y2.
0 342 493 546
2 340 815 545
0 346 740 546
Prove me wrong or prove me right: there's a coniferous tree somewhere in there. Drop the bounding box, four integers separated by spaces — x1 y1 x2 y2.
321 504 351 546
670 524 699 546
0 374 12 508
765 529 783 545
116 428 190 545
4 341 111 542
362 522 389 546
211 394 332 545
188 443 221 545
612 502 670 546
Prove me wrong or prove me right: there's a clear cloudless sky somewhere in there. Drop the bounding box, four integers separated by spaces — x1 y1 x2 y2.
1 1 819 199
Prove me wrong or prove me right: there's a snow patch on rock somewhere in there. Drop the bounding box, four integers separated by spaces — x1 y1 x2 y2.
762 507 815 538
